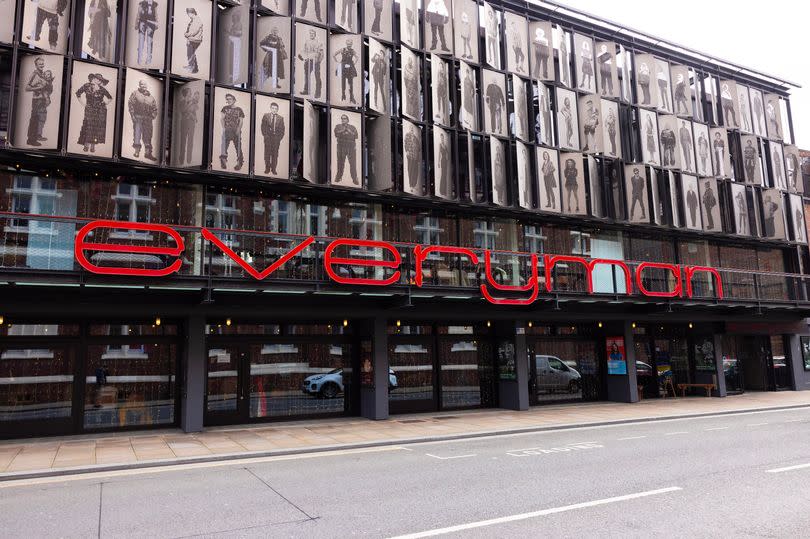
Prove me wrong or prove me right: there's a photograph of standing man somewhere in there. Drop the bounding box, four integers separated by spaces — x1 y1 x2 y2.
257 18 289 92
491 138 507 206
432 57 450 126
679 120 693 173
23 0 70 52
425 0 451 54
626 166 647 222
683 176 701 230
700 179 719 231
483 2 500 69
742 135 760 184
433 128 453 199
127 79 159 161
171 81 202 167
23 57 53 147
710 128 729 177
694 124 710 177
218 92 245 171
134 0 158 66
579 97 600 153
765 94 783 140
505 13 527 75
183 7 203 74
574 34 594 94
331 36 359 106
369 39 389 114
295 26 325 100
483 70 506 136
261 102 285 176
332 112 360 187
401 47 421 121
537 149 559 212
731 183 749 235
659 116 677 168
336 0 355 32
671 66 691 116
601 99 620 158
403 120 423 195
720 81 739 129
298 0 323 23
596 42 617 97
749 88 767 137
656 61 671 113
15 54 63 150
365 0 391 41
530 22 552 81
459 61 477 130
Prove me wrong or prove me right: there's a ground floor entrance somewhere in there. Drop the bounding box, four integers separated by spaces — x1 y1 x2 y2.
722 335 794 393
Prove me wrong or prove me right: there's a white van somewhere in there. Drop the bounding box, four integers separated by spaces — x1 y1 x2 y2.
533 355 582 393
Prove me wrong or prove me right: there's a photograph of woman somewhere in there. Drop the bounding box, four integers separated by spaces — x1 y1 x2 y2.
601 98 620 159
762 189 786 240
789 194 806 244
655 59 671 113
574 34 594 94
365 0 391 41
537 148 560 212
639 108 659 165
555 28 571 88
765 94 783 140
530 21 553 81
720 80 739 129
14 53 63 150
431 56 451 127
561 152 585 215
330 34 361 107
483 2 500 70
504 12 527 75
83 0 116 62
556 87 579 150
511 74 529 142
256 16 290 93
453 0 477 62
634 54 655 107
670 65 692 117
433 126 453 199
693 123 711 177
490 137 507 206
516 141 532 209
536 84 552 147
67 63 117 157
399 0 419 50
749 87 767 138
730 183 749 236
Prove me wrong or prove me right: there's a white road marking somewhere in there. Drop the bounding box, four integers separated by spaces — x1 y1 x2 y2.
388 486 683 538
617 436 647 440
783 419 804 423
506 442 603 457
704 427 729 431
425 453 476 460
766 463 810 474
664 432 689 436
747 423 769 427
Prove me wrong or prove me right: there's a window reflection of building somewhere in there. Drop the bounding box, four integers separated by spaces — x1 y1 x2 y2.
113 183 154 226
7 176 58 232
205 193 241 275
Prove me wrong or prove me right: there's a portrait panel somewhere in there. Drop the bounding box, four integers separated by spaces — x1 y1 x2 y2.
536 147 560 213
216 2 250 85
654 58 671 114
121 69 163 164
335 0 357 32
254 95 290 179
529 21 553 82
482 69 507 137
595 41 619 98
330 108 362 189
260 0 289 15
600 98 620 159
789 193 807 244
483 2 501 70
433 125 454 199
554 27 572 89
303 100 320 183
431 54 451 127
424 0 452 55
368 38 391 115
761 189 786 240
638 108 659 166
740 135 763 185
294 23 327 102
364 0 392 42
670 65 692 117
367 116 392 191
490 136 508 206
211 87 251 174
21 0 71 53
402 119 424 196
667 170 680 228
588 155 603 218
698 177 721 232
511 74 529 142
453 0 479 63
709 127 731 178
634 54 656 108
171 0 212 80
170 79 205 168
14 53 64 150
126 0 167 71
0 0 16 43
681 174 702 231
573 33 595 94
255 16 291 94
399 0 420 49
297 0 325 24
515 140 532 209
719 80 740 130
578 95 601 154
504 12 528 76
692 123 712 178
624 164 648 224
400 46 422 121
658 114 680 170
555 87 579 150
67 62 118 158
560 152 586 215
784 145 803 194
749 87 767 138
764 94 784 141
459 60 478 131
736 84 753 134
81 0 118 63
536 83 553 147
330 33 362 108
769 141 786 190
730 182 750 236
677 119 695 174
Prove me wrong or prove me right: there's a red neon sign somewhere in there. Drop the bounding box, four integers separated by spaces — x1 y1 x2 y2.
74 220 724 304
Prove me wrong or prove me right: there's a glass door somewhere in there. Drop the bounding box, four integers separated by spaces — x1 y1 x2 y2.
388 339 436 413
205 345 249 425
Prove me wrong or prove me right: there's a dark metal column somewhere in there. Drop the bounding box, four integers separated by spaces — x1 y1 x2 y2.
496 321 529 411
605 321 638 403
181 314 207 433
711 333 727 397
360 316 390 420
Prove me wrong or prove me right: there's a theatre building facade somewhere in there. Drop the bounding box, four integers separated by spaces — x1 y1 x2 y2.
1 0 810 438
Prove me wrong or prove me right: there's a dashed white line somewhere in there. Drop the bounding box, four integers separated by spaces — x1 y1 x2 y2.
425 453 476 460
617 436 647 441
767 463 810 474
747 423 769 427
704 427 729 431
783 419 804 423
664 432 689 436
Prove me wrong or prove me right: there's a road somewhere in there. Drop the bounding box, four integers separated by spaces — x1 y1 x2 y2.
2 406 810 538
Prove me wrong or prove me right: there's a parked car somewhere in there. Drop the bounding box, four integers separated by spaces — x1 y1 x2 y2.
302 368 398 398
635 361 654 377
534 355 582 393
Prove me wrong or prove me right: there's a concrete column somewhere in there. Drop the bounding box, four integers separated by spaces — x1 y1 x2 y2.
605 321 638 403
496 321 529 411
712 333 727 397
360 316 389 420
181 314 206 433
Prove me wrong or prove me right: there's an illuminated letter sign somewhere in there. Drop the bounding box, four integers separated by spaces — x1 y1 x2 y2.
202 228 314 280
479 251 540 306
323 239 402 286
412 245 479 287
634 262 683 298
544 255 633 295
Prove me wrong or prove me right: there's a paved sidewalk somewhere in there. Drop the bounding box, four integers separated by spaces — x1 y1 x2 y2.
2 391 809 479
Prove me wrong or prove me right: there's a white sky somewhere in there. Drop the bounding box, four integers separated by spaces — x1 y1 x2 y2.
546 0 808 148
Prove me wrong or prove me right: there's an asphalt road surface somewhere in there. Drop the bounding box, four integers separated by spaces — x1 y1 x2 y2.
3 406 810 538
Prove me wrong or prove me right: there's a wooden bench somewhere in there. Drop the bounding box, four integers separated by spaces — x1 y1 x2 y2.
677 383 716 397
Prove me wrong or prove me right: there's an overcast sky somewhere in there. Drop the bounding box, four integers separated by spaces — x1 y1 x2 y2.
542 0 808 148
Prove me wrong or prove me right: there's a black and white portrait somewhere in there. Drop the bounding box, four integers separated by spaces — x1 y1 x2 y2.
670 65 692 117
693 122 711 178
648 164 661 224
14 54 63 150
459 60 478 131
536 83 552 147
504 12 528 75
490 137 507 206
769 141 786 190
561 152 586 215
402 119 423 195
211 87 250 174
483 2 501 70
21 0 72 53
719 80 740 130
297 0 325 24
453 0 478 62
555 87 579 150
586 156 602 217
330 33 362 107
432 126 453 199
511 74 529 142
595 41 619 98
699 178 721 232
335 0 356 32
730 182 749 236
260 0 289 15
555 27 572 88
784 145 803 194
634 54 655 108
736 84 753 134
761 189 786 240
658 114 679 169
681 174 702 231
294 24 326 101
67 62 117 157
431 55 451 127
677 119 695 174
170 79 204 168
401 46 422 121
121 69 162 164
482 69 507 137
764 94 783 141
424 0 452 55
255 16 291 93
254 95 289 178
330 109 362 188
399 0 420 49
516 141 532 209
368 38 390 115
365 0 392 41
709 127 731 178
170 0 212 80
573 34 595 94
655 58 671 114
749 87 767 138
600 98 620 159
667 171 680 227
578 95 601 154
741 135 763 185
536 147 560 212
529 21 553 81
0 0 16 43
126 0 167 71
624 165 648 223
367 116 392 191
789 194 807 244
303 100 320 183
639 108 659 166
216 2 249 86
82 0 117 62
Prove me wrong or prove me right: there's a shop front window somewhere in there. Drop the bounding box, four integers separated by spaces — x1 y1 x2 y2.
0 346 74 423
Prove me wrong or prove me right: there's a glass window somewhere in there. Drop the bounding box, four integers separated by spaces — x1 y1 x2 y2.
89 323 178 336
801 336 810 371
0 346 75 423
530 339 600 403
438 339 494 409
389 342 434 402
0 323 80 336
